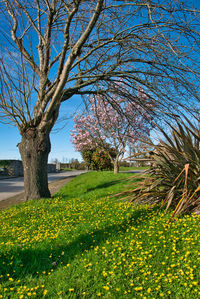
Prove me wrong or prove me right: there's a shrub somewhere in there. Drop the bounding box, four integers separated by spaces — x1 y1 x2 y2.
91 148 113 171
81 149 94 169
123 118 200 220
81 148 114 171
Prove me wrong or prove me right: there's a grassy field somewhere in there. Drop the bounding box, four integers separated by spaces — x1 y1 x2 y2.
0 171 200 298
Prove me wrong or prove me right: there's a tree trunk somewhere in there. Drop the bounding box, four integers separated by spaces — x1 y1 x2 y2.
113 160 119 174
18 128 51 201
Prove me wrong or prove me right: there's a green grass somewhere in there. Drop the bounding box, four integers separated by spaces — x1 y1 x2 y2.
119 166 149 171
0 171 200 298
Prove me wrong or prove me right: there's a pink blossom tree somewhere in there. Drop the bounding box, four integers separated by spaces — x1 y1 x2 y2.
71 92 153 174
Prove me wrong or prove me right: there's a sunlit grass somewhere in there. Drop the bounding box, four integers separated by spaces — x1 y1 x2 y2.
119 166 149 171
0 171 199 298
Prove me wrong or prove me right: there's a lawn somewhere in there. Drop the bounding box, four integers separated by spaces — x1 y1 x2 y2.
119 166 149 171
0 171 200 298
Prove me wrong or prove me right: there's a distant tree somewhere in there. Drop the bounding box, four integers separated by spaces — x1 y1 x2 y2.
71 93 153 173
0 1 200 199
69 158 82 170
0 160 11 168
0 160 11 173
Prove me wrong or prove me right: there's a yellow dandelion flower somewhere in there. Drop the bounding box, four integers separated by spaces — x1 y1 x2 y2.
134 287 143 291
160 293 164 297
193 281 198 286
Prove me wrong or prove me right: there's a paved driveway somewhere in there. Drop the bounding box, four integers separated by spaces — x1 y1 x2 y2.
0 171 87 202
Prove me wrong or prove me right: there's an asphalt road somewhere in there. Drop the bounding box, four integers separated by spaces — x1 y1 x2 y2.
0 171 87 202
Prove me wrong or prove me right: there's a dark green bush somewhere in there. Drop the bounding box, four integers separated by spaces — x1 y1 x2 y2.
81 148 113 171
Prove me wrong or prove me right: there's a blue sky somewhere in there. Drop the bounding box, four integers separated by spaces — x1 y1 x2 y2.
0 96 83 162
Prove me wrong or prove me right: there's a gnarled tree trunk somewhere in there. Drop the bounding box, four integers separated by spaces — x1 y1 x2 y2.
18 128 51 201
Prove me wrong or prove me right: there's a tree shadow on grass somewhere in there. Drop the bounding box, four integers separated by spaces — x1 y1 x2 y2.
85 178 129 193
55 178 130 200
0 206 156 282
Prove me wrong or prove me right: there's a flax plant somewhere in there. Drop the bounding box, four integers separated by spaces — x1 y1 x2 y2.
126 118 200 219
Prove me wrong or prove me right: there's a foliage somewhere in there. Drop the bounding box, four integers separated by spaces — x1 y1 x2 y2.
91 149 112 171
81 148 93 169
91 148 113 171
0 160 11 168
81 146 116 171
67 158 85 170
60 160 87 171
0 172 200 298
125 119 200 219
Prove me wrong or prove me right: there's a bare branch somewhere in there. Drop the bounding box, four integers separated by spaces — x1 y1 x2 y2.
41 0 104 126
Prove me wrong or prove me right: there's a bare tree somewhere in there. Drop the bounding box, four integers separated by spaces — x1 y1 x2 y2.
0 0 200 200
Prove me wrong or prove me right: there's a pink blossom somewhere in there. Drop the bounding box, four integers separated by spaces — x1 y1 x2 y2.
71 91 153 162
